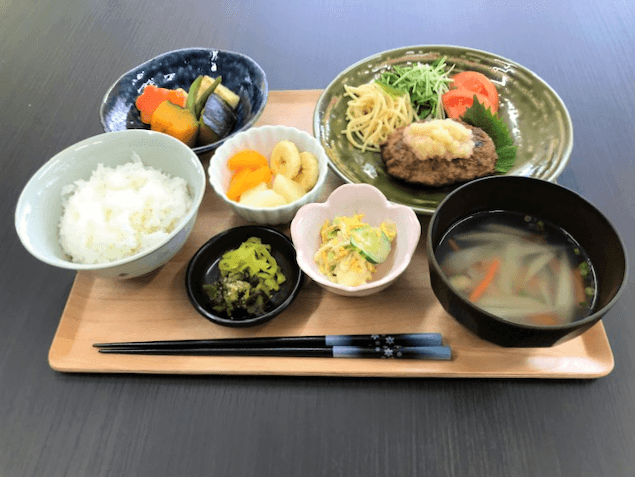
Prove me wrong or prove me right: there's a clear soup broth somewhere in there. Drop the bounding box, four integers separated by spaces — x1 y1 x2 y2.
435 211 597 326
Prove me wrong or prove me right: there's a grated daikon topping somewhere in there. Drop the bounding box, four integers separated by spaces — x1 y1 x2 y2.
403 119 475 161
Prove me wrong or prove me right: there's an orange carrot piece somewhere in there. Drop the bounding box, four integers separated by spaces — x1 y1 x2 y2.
527 313 560 326
469 257 501 302
227 150 269 171
548 256 561 275
167 88 188 109
136 85 189 124
571 268 587 304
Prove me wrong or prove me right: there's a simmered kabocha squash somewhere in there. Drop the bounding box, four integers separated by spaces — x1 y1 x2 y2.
150 100 199 147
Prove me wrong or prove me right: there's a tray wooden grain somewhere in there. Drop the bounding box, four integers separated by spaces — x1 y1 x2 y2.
49 90 614 378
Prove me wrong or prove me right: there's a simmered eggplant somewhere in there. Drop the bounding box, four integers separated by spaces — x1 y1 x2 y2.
199 93 238 145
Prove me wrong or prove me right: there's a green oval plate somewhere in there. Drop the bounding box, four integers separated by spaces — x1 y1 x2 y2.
313 45 573 215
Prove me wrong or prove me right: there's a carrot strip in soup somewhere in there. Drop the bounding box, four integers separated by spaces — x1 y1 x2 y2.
571 267 587 304
448 238 460 252
526 313 561 326
469 257 501 302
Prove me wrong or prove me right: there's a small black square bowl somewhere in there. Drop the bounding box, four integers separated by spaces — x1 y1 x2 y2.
427 176 628 347
185 226 303 327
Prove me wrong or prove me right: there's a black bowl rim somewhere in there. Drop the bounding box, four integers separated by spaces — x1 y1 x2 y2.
185 225 304 327
99 47 269 156
427 175 629 332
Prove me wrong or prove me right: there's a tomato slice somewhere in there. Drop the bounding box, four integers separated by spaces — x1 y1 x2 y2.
442 89 496 119
449 71 499 113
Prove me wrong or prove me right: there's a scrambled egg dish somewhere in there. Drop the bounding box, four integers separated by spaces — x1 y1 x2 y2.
314 214 397 287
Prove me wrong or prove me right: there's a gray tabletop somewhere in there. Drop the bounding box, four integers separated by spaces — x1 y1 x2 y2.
3 1 635 476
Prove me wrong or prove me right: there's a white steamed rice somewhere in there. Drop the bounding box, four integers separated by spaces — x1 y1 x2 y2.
59 153 193 264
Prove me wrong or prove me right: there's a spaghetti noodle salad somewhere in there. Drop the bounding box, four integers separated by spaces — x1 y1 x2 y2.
341 57 455 152
342 83 415 153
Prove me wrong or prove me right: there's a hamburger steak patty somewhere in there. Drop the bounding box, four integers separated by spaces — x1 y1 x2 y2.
379 121 498 187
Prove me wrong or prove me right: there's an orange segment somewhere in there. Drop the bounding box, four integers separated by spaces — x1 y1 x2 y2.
227 150 269 171
226 165 272 201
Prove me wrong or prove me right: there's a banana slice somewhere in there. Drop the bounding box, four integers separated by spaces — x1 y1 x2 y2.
272 174 305 203
295 152 320 192
270 140 302 179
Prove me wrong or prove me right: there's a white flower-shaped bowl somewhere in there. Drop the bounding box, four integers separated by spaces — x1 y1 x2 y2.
208 125 329 225
290 184 421 297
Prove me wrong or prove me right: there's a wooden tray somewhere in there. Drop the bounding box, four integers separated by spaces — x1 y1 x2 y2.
49 90 614 378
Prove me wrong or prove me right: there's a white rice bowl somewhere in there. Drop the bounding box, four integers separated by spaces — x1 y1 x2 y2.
59 154 193 264
15 130 206 279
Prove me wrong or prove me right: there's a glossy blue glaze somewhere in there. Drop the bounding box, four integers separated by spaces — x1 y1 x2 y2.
324 333 443 347
100 48 268 155
331 346 452 360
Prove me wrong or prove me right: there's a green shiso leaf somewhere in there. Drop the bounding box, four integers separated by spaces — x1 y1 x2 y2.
460 95 518 173
493 145 517 173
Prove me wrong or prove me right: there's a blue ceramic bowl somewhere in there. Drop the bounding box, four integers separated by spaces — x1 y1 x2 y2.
100 48 269 156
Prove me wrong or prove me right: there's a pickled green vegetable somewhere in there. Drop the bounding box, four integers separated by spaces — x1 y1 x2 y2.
203 237 286 318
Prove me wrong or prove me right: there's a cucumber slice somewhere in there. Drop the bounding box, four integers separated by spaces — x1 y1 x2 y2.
350 226 392 264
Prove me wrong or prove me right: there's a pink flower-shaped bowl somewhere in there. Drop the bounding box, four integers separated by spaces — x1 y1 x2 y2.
290 184 421 297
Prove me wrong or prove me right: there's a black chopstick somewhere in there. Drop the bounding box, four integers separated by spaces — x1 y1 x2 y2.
93 333 444 350
97 345 452 360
